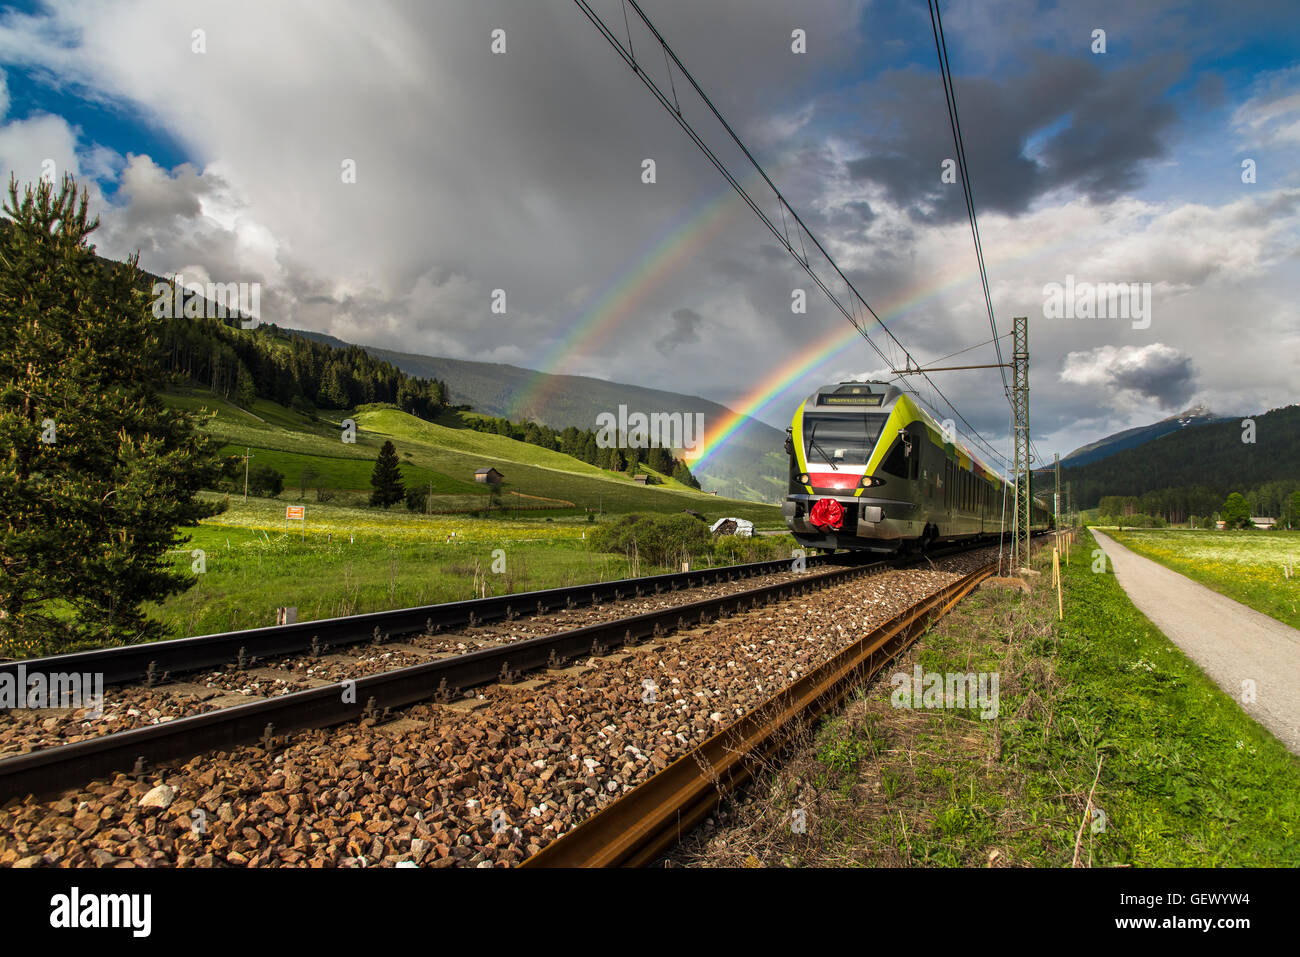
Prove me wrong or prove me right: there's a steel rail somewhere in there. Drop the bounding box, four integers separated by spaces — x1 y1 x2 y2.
521 559 998 867
0 553 848 689
0 555 905 802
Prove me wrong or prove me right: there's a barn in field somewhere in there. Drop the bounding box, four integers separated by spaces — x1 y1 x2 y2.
474 467 504 485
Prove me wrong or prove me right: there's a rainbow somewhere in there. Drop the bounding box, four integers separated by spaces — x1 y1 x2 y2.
684 273 1002 471
684 228 1091 472
505 158 1073 472
506 181 751 420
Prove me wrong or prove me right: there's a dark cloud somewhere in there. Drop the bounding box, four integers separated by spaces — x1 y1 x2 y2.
1060 343 1198 410
842 51 1180 223
656 307 703 356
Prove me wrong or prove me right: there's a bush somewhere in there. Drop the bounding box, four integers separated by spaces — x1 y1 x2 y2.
712 533 787 564
590 514 713 566
247 465 284 497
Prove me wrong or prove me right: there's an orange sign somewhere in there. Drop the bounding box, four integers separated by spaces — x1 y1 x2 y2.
286 506 305 520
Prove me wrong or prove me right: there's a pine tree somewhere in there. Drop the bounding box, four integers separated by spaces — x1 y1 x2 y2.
672 459 701 489
369 440 405 507
0 175 227 654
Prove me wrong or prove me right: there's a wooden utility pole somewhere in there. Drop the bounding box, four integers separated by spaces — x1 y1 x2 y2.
242 447 253 502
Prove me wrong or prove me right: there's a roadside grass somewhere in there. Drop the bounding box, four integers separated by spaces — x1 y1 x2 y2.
673 531 1300 867
1107 528 1300 630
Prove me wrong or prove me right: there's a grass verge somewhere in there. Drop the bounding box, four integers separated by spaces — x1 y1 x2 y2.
671 531 1300 867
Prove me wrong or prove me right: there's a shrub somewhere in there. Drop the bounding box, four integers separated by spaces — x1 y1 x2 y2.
247 465 284 497
590 514 713 566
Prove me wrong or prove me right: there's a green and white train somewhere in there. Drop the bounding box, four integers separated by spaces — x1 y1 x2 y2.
781 381 1051 553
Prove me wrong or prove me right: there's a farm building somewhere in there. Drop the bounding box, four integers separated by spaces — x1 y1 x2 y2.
474 467 504 485
1251 516 1277 529
632 474 649 485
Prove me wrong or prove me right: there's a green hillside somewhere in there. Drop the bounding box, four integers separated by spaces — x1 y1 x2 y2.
165 389 783 525
287 330 789 502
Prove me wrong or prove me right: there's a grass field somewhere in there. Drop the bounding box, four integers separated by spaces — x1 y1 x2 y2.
694 530 1300 866
125 390 791 637
153 495 792 636
1105 528 1300 630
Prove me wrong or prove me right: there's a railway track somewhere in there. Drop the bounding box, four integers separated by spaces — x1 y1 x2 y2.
521 558 997 866
0 539 1032 869
1 548 944 803
0 553 849 690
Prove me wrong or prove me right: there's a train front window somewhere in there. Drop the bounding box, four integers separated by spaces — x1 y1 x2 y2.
803 414 888 466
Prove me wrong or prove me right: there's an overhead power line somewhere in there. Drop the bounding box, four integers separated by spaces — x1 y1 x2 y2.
928 0 1011 404
572 0 1011 470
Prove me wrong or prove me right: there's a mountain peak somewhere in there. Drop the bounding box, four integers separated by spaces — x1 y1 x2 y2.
1168 403 1216 423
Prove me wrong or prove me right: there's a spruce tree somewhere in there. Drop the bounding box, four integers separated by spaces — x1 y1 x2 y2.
369 440 405 507
0 175 226 654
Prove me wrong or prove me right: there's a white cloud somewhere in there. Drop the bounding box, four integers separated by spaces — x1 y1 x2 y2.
1232 65 1300 148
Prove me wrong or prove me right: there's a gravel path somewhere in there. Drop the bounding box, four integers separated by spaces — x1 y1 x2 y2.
1094 529 1300 754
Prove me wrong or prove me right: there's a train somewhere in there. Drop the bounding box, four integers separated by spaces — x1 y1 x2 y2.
781 381 1051 553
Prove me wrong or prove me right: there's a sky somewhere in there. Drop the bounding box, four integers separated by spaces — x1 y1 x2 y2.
1 0 1297 470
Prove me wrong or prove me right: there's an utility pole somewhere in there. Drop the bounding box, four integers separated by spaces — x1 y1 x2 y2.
1054 451 1061 531
1054 451 1062 556
242 447 253 502
1012 316 1031 570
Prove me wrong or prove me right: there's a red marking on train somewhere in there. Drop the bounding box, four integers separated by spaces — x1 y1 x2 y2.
807 472 860 490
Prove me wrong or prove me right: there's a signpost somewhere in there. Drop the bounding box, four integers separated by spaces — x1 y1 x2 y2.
286 505 305 540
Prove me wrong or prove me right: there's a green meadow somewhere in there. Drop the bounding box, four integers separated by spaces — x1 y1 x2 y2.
147 390 787 637
1106 528 1300 630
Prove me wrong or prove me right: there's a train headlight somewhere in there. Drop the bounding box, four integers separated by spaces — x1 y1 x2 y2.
798 473 810 485
859 475 884 488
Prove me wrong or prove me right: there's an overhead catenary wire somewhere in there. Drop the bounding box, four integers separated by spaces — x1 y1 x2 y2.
571 0 1012 470
928 0 1011 404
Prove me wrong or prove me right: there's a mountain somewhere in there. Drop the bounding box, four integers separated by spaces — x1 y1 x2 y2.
286 330 788 502
1061 405 1231 468
1059 404 1300 509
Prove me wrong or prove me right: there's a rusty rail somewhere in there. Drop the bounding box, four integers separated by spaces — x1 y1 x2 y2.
521 559 998 867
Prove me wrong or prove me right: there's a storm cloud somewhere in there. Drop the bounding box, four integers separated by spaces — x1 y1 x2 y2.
1060 343 1198 410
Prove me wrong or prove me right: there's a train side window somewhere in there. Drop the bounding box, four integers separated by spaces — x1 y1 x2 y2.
880 439 909 477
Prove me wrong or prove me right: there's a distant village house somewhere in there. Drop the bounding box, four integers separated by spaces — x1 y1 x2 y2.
1251 516 1277 529
474 467 504 485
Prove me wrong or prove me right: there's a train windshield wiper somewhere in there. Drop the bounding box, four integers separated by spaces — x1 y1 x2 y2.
808 427 839 470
